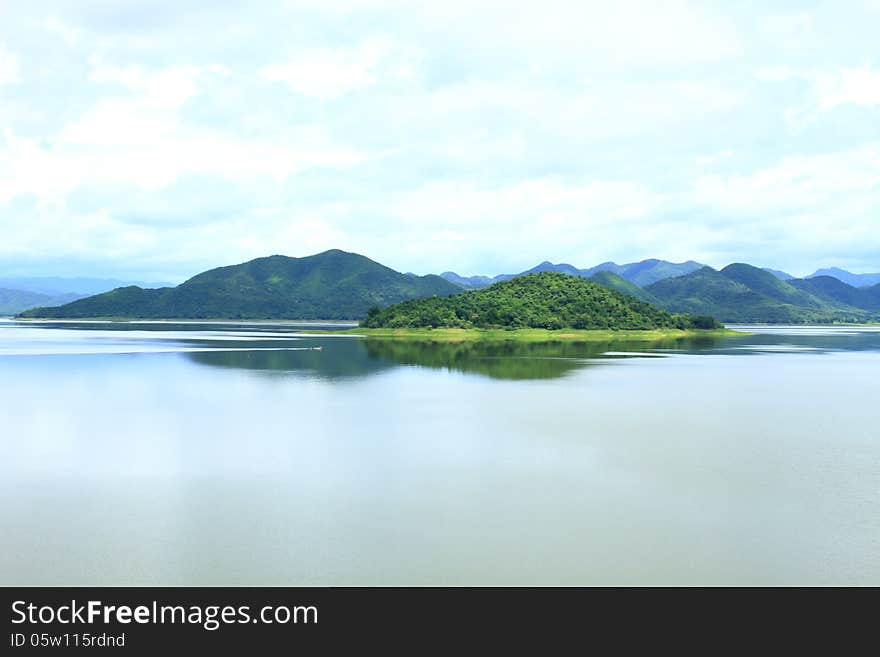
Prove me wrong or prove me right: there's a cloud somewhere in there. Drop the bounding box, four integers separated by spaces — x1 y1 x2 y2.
260 39 395 100
692 144 880 210
0 1 878 279
0 53 370 202
88 59 225 109
757 65 880 128
814 66 880 110
0 43 19 85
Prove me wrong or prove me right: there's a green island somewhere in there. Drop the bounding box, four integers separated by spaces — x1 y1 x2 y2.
348 271 729 341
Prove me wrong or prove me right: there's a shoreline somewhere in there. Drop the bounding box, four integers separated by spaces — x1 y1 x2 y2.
328 327 744 342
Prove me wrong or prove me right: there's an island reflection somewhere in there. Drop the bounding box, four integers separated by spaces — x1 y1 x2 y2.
185 333 733 381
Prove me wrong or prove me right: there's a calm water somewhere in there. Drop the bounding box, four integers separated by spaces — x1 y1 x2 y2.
1 319 878 585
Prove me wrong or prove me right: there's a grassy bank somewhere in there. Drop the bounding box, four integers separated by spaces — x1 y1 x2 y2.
329 327 742 342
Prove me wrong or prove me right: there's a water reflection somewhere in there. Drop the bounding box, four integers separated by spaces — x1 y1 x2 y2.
5 320 880 382
187 338 393 380
361 336 729 380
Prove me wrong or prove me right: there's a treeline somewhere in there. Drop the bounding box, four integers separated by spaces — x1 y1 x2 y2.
363 272 720 330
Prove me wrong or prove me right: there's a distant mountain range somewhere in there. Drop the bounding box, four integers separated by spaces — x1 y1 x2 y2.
444 260 880 290
0 289 86 316
20 250 459 320
0 276 173 296
13 251 880 324
806 268 880 288
441 259 705 289
761 267 794 281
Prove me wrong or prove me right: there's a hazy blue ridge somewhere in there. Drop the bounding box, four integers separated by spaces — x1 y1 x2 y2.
0 288 86 315
761 267 795 280
0 276 174 296
440 258 707 289
438 272 496 289
806 268 880 288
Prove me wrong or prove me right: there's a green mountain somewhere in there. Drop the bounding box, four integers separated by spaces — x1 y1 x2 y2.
790 276 880 311
646 264 879 323
0 288 84 315
588 270 659 303
363 272 718 330
720 263 825 308
21 250 461 320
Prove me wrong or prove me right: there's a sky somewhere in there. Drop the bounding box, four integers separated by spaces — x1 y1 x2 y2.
1 0 879 283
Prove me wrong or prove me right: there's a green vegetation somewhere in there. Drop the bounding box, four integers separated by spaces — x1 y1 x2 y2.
20 250 461 320
362 272 721 330
587 270 658 303
20 249 878 325
344 326 735 342
645 264 880 323
790 276 880 312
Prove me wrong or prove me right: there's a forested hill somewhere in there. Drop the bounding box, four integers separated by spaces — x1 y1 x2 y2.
20 250 461 320
645 263 880 323
362 272 719 330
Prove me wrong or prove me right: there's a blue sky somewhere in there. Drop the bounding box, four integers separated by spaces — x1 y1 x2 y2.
1 0 879 282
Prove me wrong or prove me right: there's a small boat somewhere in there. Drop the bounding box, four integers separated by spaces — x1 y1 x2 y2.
311 345 323 351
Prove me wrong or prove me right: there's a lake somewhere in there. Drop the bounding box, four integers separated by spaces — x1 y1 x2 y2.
1 319 878 585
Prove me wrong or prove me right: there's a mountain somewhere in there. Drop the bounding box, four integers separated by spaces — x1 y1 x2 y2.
519 261 583 277
587 259 706 287
20 250 462 320
587 271 659 303
646 264 879 323
806 268 880 288
762 267 795 281
363 272 719 330
0 289 85 316
791 276 880 311
721 263 823 307
440 258 706 289
439 271 496 289
0 276 173 296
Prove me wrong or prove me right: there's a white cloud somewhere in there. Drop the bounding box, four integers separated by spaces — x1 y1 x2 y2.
0 44 19 85
0 124 368 201
814 66 880 110
0 57 369 202
758 65 880 124
1 0 879 278
391 178 659 230
88 59 224 109
690 144 880 226
260 40 392 100
43 16 82 46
